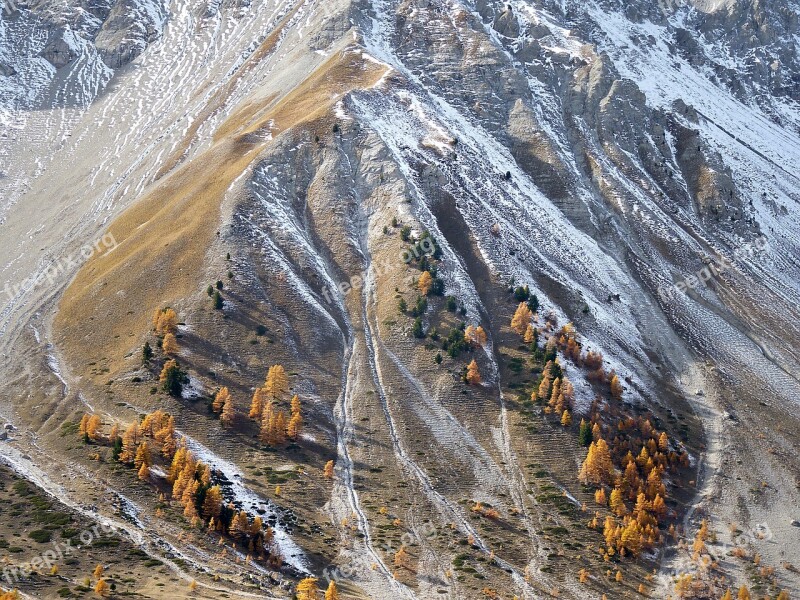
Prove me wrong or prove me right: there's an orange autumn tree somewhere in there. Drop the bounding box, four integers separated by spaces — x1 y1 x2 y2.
86 414 102 441
323 460 335 479
325 581 339 600
465 360 481 385
251 364 289 421
296 577 320 600
418 271 434 296
162 333 179 355
202 485 223 519
220 392 235 427
261 403 287 446
153 308 178 335
134 441 151 470
287 395 303 440
579 439 614 485
609 372 624 400
213 387 231 414
265 364 289 398
94 578 109 597
510 302 533 335
464 325 487 347
249 387 267 420
119 422 141 464
535 360 555 402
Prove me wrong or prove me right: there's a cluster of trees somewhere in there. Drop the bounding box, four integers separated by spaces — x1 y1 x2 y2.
248 365 303 446
296 577 339 600
80 409 177 480
167 444 282 564
507 288 693 564
145 308 188 397
577 402 690 559
672 520 788 599
207 280 225 310
532 359 575 426
79 408 286 565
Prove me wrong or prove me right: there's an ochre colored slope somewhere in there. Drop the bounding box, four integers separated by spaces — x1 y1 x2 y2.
54 50 388 380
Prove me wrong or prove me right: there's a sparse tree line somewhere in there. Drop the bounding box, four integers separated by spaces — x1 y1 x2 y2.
78 408 285 567
395 226 496 386
73 305 335 590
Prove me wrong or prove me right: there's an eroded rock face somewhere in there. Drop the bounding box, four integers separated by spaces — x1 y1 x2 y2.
1 0 168 108
94 0 167 68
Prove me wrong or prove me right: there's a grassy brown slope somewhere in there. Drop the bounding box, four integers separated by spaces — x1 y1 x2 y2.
54 50 388 385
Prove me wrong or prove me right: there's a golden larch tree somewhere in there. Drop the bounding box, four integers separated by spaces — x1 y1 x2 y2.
138 461 150 480
155 416 176 458
79 414 90 437
737 585 751 600
548 377 562 412
609 373 624 400
249 387 266 420
162 333 179 355
213 387 231 413
609 487 627 517
264 365 289 399
524 324 537 344
324 460 335 480
94 578 109 597
86 414 102 441
578 439 614 485
536 361 554 402
221 392 235 427
287 412 303 441
154 308 178 335
465 360 481 385
510 302 533 335
287 395 303 440
202 486 223 519
418 271 434 296
119 422 141 464
134 441 151 470
394 546 409 568
296 578 320 600
595 488 607 505
325 580 339 600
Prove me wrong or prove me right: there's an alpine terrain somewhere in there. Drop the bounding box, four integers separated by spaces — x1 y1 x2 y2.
1 0 799 598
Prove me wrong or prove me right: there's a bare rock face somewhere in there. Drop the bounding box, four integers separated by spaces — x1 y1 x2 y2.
94 0 167 68
39 27 82 67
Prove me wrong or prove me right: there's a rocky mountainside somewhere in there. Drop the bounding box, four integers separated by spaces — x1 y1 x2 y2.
1 0 799 598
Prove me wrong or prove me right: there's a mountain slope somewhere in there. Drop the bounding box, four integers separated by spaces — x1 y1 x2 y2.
1 0 799 598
